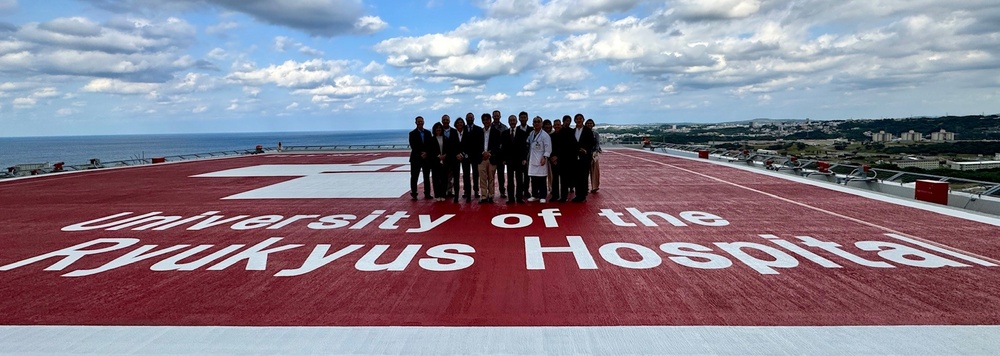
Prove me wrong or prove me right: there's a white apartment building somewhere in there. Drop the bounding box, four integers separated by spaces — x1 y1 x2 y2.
948 161 1000 171
899 130 923 141
871 130 894 142
930 129 955 142
892 159 941 169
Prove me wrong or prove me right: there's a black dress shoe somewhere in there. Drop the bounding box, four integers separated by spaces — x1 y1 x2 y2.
500 194 507 198
453 197 459 203
571 197 586 203
425 195 433 199
466 197 471 203
411 195 417 200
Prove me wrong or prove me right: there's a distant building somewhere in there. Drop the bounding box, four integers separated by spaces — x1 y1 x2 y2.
996 153 1000 160
872 130 894 142
892 159 940 169
929 129 955 142
948 161 1000 171
899 130 923 142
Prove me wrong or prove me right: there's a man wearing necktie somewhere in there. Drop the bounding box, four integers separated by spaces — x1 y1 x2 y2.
409 116 433 200
492 110 508 198
465 112 481 198
501 113 527 204
441 114 456 197
569 113 596 202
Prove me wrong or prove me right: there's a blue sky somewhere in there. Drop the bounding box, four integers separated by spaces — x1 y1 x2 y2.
1 0 998 136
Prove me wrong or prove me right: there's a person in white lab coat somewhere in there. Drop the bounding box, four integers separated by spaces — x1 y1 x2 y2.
526 116 552 203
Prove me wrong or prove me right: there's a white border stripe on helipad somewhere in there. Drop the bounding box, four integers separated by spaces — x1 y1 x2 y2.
1 325 998 355
621 148 1000 226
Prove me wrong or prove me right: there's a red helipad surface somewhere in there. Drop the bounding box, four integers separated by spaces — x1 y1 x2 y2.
1 148 999 353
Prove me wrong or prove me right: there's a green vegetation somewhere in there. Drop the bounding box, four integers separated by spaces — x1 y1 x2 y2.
602 114 1000 183
838 115 1000 140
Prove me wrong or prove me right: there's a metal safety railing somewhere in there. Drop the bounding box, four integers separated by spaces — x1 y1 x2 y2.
632 140 1000 198
2 147 277 178
281 144 410 151
1 144 416 179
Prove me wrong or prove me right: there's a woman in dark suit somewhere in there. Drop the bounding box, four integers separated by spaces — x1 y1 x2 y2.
426 122 450 201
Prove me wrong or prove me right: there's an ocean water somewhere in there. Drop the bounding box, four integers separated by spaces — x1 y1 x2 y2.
0 130 408 167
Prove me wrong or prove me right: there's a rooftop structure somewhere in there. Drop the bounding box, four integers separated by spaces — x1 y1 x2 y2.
1 149 999 354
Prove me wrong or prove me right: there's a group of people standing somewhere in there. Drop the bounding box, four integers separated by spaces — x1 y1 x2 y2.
409 111 602 204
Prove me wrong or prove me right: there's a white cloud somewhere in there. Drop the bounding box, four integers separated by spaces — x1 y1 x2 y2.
399 95 426 105
82 78 159 94
354 16 388 34
13 97 36 107
541 65 591 84
476 92 509 104
286 102 299 110
298 45 324 57
362 61 384 74
431 97 460 110
226 59 350 88
3 16 197 82
206 21 239 35
602 96 632 105
56 108 78 116
207 48 228 60
274 36 292 52
565 91 588 100
18 16 195 55
192 104 208 113
31 87 60 98
673 0 762 21
442 84 484 95
376 34 469 64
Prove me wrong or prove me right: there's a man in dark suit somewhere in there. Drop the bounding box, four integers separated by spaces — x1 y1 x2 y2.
477 113 502 203
515 111 531 200
449 118 474 203
464 112 481 198
550 117 573 202
408 116 433 200
501 113 528 204
491 110 508 198
440 114 456 197
568 113 596 202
